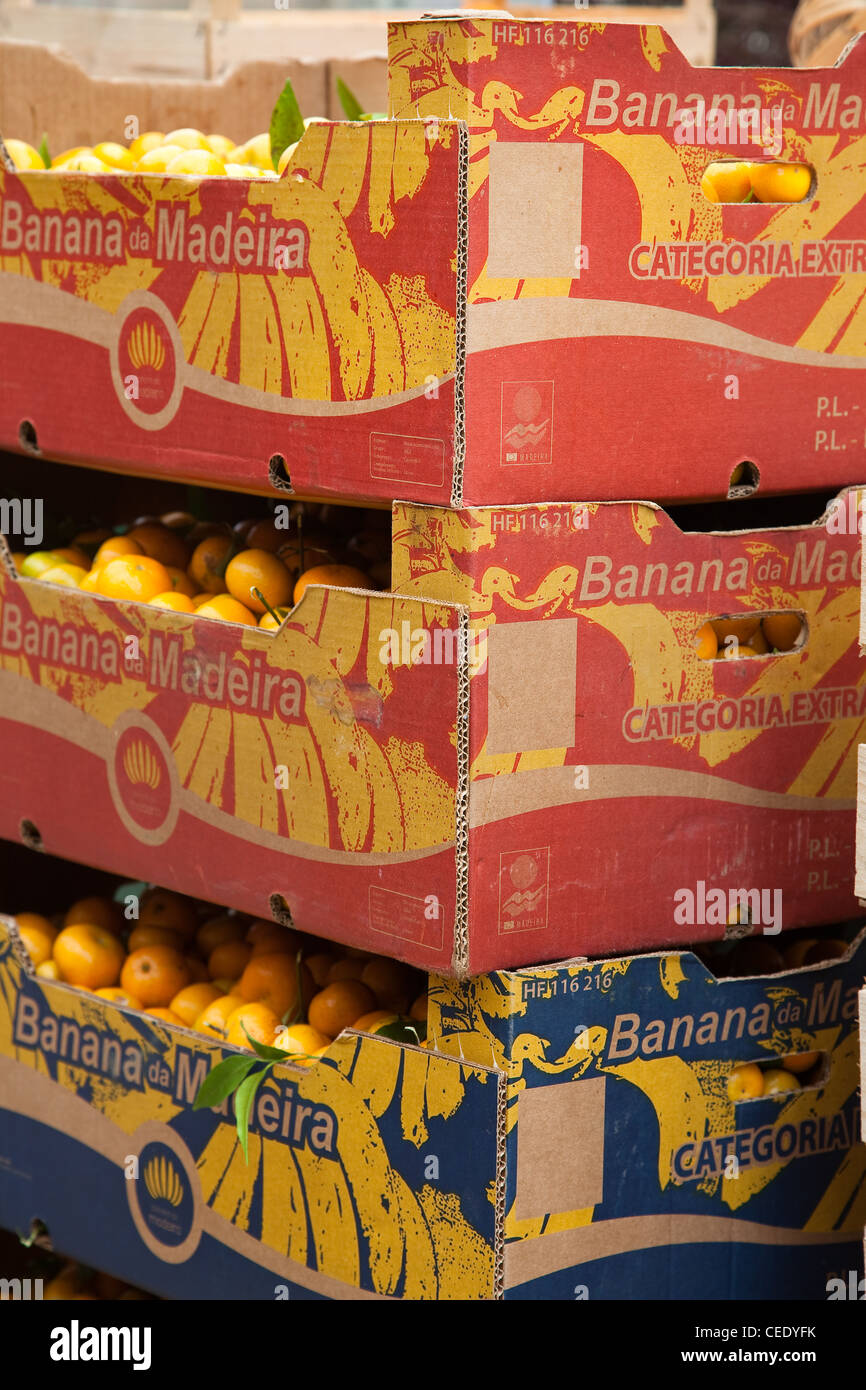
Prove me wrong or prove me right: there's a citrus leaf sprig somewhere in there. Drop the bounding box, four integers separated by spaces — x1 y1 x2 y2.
336 77 385 122
269 79 305 172
38 133 51 169
193 949 317 1161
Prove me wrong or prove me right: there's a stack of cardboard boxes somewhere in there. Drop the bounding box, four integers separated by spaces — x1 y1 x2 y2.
0 15 864 1299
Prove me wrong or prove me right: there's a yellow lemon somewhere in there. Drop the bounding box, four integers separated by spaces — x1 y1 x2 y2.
54 154 112 174
165 149 226 177
136 144 185 173
129 131 165 162
4 139 46 170
163 127 209 151
92 141 135 170
205 133 236 157
232 133 273 169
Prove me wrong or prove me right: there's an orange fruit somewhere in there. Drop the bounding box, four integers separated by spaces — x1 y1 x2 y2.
126 523 190 570
351 1010 400 1034
803 938 848 965
762 613 804 652
721 642 763 661
36 959 60 981
15 912 58 967
782 1051 820 1074
64 896 123 935
191 593 212 607
163 567 197 597
169 982 223 1027
211 977 239 994
304 951 335 988
277 543 333 578
274 1022 331 1063
360 957 416 1013
127 923 184 952
120 945 191 1008
225 1001 282 1050
237 952 312 1019
129 131 165 162
53 924 125 990
72 526 113 554
79 569 103 594
150 592 196 613
750 162 811 204
137 888 198 943
188 534 235 594
51 546 92 570
701 161 752 203
184 955 210 983
258 607 290 631
40 564 88 588
762 1068 800 1096
208 939 253 980
93 536 143 566
196 594 257 625
783 937 818 969
308 981 377 1039
94 986 143 1009
693 622 718 660
97 555 172 603
712 617 760 645
225 549 293 615
293 564 368 606
326 956 366 983
196 914 247 958
193 994 240 1040
726 1063 764 1101
246 920 303 956
409 993 427 1023
146 1007 184 1025
245 519 285 552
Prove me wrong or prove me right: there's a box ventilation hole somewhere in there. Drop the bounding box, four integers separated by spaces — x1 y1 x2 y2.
268 456 292 493
20 820 43 851
18 421 40 455
727 460 759 497
268 893 297 932
693 611 807 661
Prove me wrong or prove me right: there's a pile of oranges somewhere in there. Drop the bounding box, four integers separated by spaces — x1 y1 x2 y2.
727 1054 818 1102
693 924 852 978
701 161 813 204
14 885 428 1062
693 611 805 661
4 127 309 180
6 504 388 627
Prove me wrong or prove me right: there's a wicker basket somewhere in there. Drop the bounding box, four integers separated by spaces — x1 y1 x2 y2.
789 0 866 66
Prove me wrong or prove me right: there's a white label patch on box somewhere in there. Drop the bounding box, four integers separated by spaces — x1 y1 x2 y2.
487 142 584 280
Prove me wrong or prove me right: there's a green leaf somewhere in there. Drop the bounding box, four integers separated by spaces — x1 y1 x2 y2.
376 1020 427 1045
235 1069 268 1160
38 134 51 169
193 1054 258 1111
270 79 305 171
245 1032 286 1063
336 78 365 122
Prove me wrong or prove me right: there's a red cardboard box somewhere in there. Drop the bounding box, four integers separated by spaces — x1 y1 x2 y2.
2 18 866 505
1 489 864 976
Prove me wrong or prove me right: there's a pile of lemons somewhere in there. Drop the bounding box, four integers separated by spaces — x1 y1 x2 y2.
4 126 305 179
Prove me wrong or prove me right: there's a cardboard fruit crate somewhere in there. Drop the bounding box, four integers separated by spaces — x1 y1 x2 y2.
1 487 865 976
2 15 865 507
0 845 862 1301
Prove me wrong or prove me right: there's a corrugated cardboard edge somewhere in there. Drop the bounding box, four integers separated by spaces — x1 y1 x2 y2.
856 746 866 900
451 121 469 511
493 1064 507 1299
453 607 471 977
860 986 866 1144
861 521 866 654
